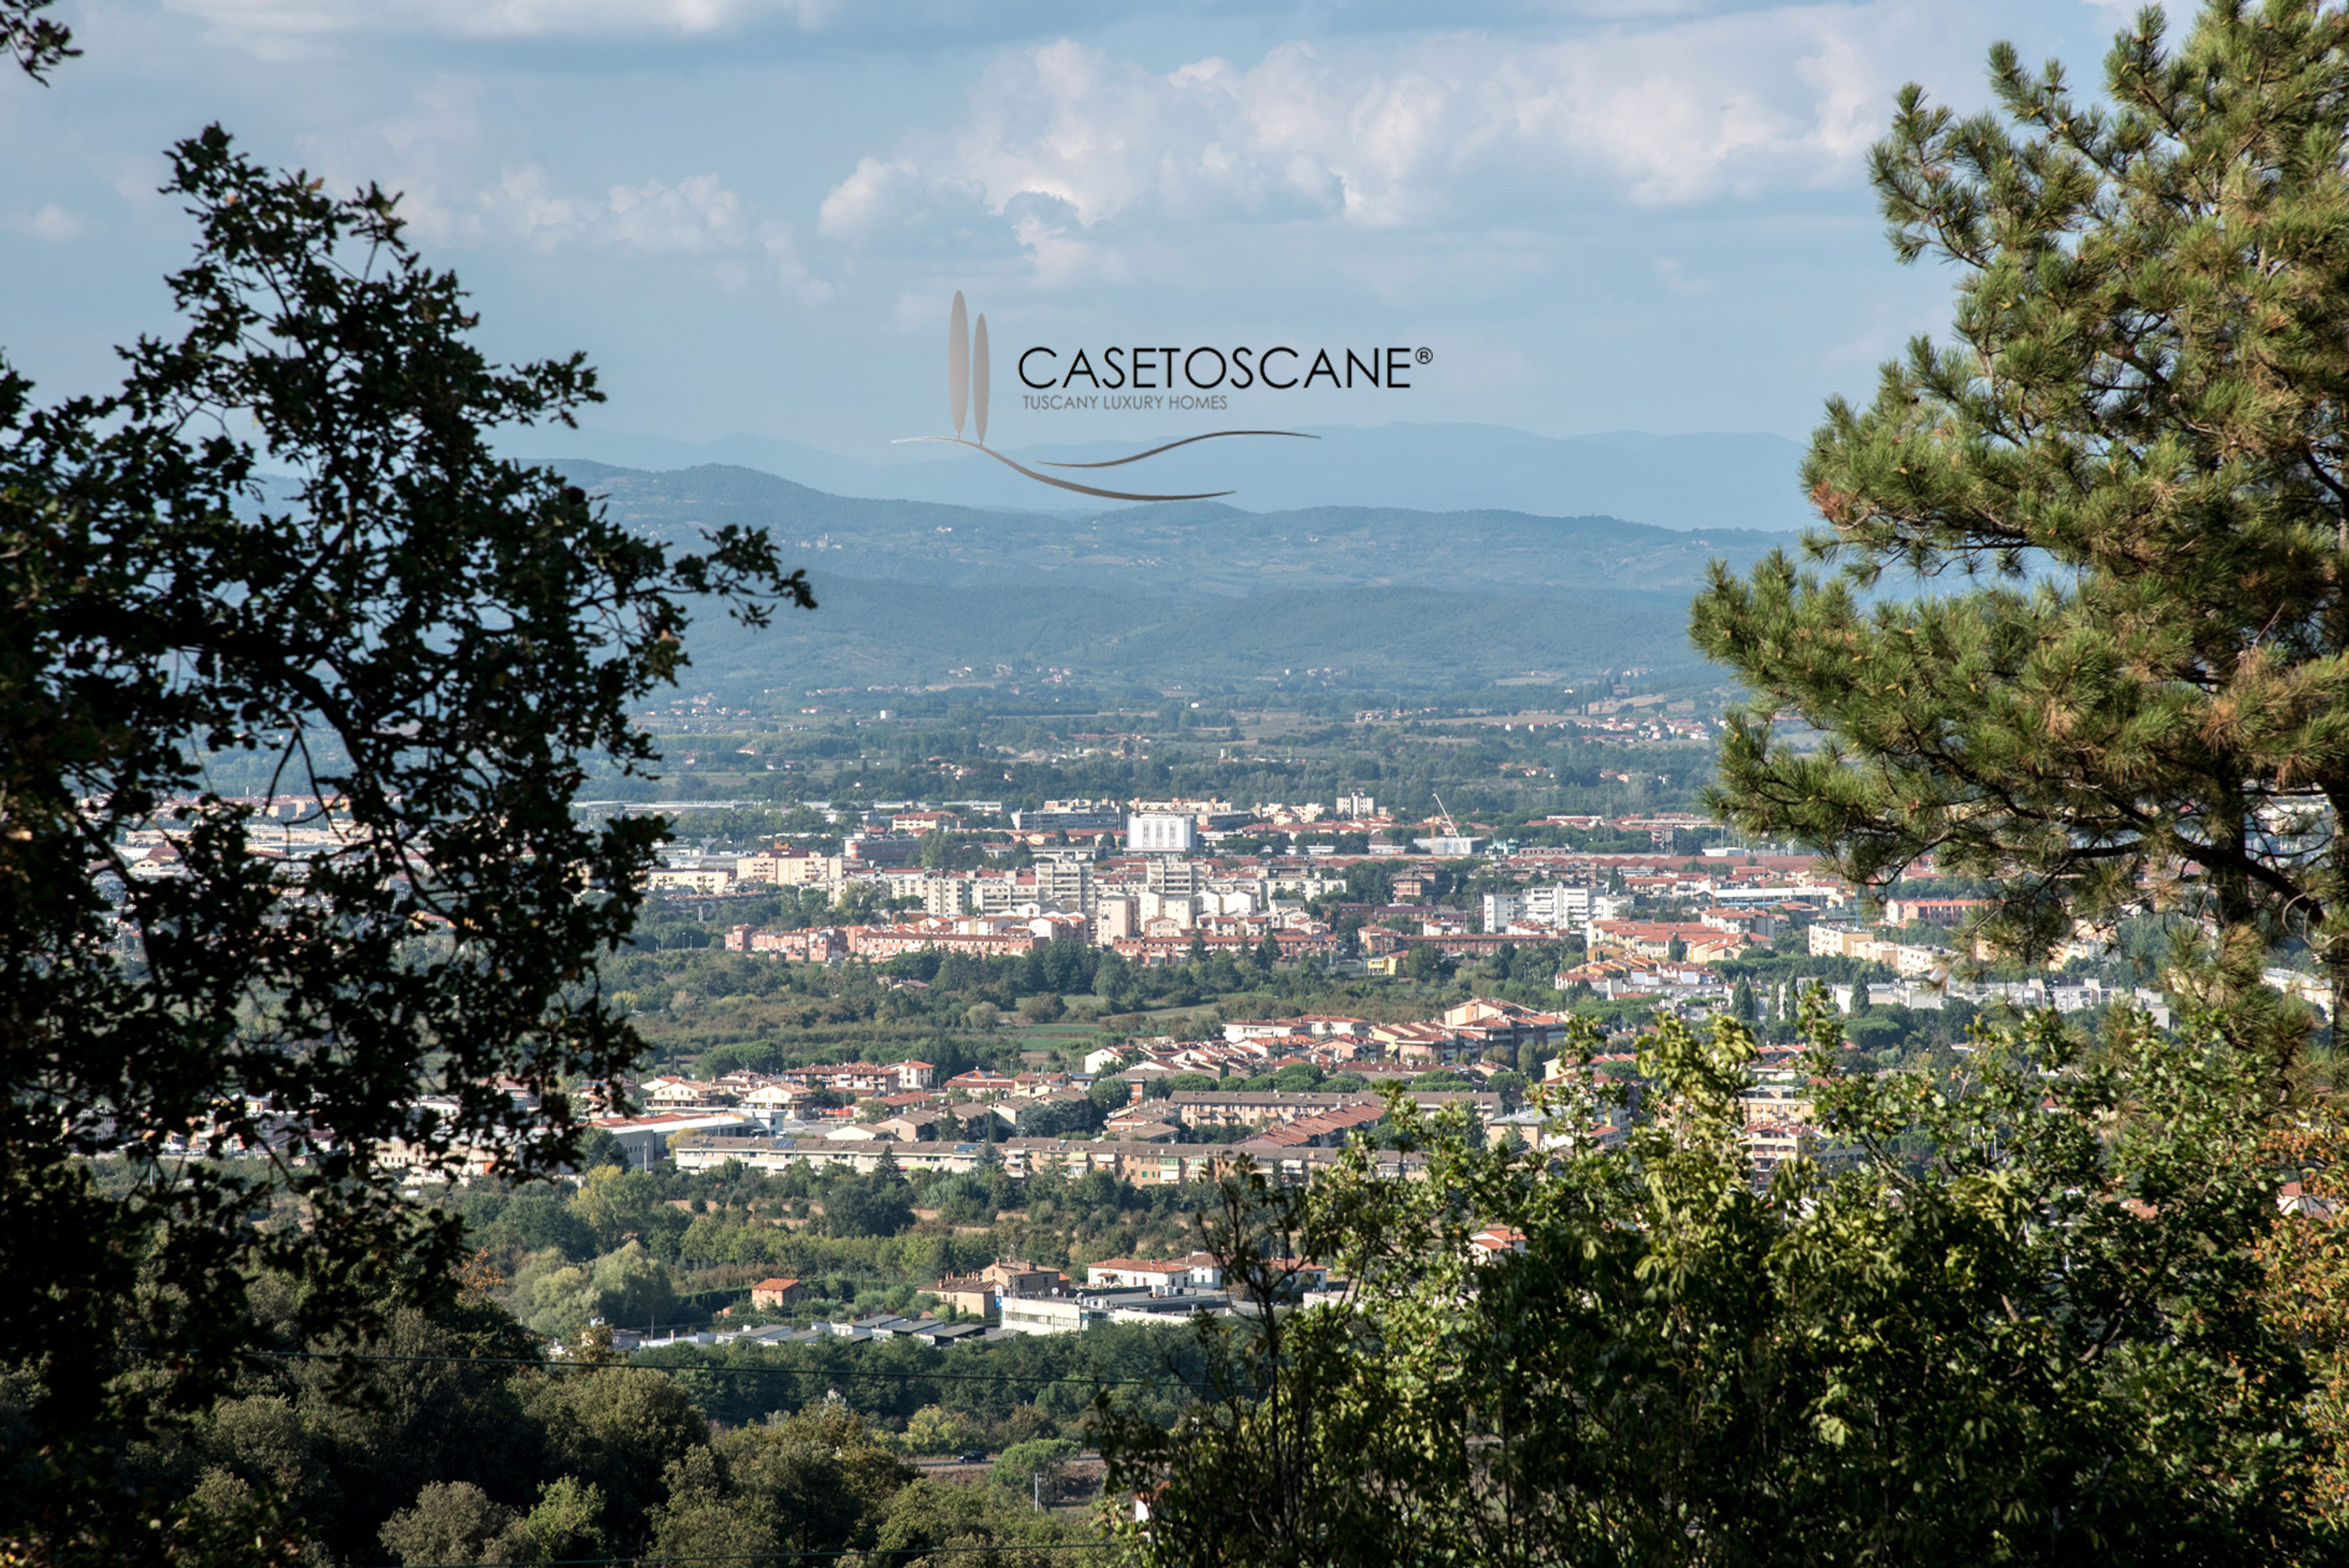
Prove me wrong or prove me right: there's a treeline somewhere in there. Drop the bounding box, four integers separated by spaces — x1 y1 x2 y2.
455 1157 1242 1336
629 704 1717 823
109 1281 1108 1566
640 1321 1201 1437
605 939 1503 1067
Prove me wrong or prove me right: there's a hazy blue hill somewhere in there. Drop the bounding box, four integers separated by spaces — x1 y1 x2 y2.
511 462 1781 694
535 462 1788 604
509 421 1813 533
676 575 1706 693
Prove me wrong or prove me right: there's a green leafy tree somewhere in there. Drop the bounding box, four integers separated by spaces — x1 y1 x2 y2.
870 1479 1079 1566
821 1172 916 1239
517 1366 708 1545
900 1404 980 1457
377 1481 513 1568
0 108 806 1548
1099 1004 2315 1563
586 1242 678 1334
648 1407 909 1561
1690 1 2349 1019
503 1477 608 1564
473 1191 598 1265
572 1165 685 1254
991 1437 1079 1504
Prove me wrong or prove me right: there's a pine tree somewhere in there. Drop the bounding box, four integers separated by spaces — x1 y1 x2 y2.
1691 0 2349 1022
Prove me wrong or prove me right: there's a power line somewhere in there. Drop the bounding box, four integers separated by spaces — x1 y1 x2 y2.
247 1346 1197 1393
396 1545 1114 1568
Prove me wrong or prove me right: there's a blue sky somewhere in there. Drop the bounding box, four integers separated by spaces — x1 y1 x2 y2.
3 0 2138 463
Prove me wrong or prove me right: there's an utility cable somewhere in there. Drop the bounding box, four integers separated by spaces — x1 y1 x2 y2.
246 1346 1199 1392
392 1544 1115 1568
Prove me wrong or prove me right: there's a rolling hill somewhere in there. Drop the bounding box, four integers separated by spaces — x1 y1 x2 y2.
521 461 1792 695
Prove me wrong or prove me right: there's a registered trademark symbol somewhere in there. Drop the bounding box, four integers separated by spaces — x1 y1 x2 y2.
1415 347 1433 365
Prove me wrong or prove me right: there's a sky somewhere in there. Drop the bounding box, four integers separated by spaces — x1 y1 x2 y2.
2 0 2141 464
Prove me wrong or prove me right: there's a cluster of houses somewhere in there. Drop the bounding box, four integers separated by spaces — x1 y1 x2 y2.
667 831 1875 993
627 1000 1605 1200
599 987 1911 1203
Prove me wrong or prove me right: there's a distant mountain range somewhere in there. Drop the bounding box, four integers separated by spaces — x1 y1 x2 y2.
507 421 1816 535
523 461 1796 695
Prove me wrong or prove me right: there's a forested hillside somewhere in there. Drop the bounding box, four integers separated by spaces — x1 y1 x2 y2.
501 463 1775 693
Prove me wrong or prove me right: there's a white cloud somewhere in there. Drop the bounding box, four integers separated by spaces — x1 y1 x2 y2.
482 166 835 301
1654 258 1714 295
9 204 96 241
817 157 925 242
164 0 828 55
763 228 836 305
818 4 1945 272
604 173 744 253
162 0 1811 56
485 166 747 253
290 79 488 240
490 164 589 246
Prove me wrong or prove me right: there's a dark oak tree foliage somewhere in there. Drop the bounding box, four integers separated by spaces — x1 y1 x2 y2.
1690 1 2349 1014
0 0 74 81
0 127 807 1540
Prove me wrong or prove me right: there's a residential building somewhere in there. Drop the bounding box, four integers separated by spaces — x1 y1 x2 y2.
1011 802 1124 832
923 875 974 917
928 1275 998 1316
1468 1227 1528 1263
1085 1257 1199 1290
750 1277 806 1308
648 866 733 895
1483 884 1591 932
1093 895 1138 943
1144 856 1206 896
982 1259 1063 1296
1882 896 1994 927
844 834 923 868
1032 856 1095 913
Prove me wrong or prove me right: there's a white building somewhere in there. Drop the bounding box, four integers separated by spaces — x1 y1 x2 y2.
1484 885 1592 932
997 1287 1233 1336
1128 813 1198 854
923 874 974 916
648 866 734 895
1032 856 1094 913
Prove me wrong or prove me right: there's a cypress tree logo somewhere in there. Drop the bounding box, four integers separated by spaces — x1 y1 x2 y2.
899 291 1315 503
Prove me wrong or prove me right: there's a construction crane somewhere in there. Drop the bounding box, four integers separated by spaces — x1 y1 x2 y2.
1431 791 1462 840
